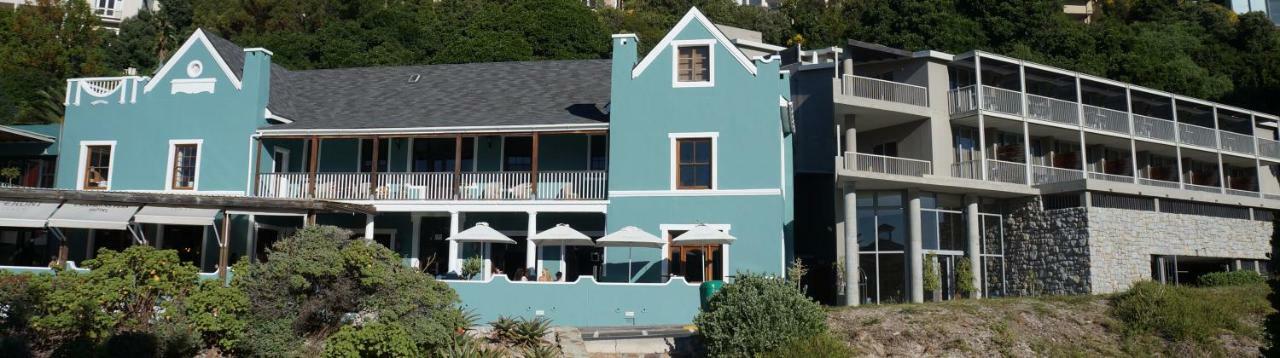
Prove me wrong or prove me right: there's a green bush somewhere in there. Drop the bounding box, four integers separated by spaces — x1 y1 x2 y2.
759 332 854 358
1196 270 1265 287
182 278 249 352
237 225 467 356
490 316 550 347
956 257 975 297
694 272 828 357
1110 281 1271 352
461 256 483 280
322 322 418 358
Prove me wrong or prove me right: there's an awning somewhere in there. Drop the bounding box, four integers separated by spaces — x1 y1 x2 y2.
134 206 220 226
595 226 665 248
671 224 736 245
530 223 595 246
0 200 60 228
47 203 140 230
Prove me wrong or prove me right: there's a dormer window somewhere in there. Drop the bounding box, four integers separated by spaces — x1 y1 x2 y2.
672 40 714 87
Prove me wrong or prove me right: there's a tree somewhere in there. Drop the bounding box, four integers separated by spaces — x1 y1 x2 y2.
0 0 111 124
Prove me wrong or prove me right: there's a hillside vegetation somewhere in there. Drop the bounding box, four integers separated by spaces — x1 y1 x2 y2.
827 282 1273 357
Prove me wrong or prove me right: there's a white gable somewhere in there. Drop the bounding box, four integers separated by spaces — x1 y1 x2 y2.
143 29 243 93
630 7 757 79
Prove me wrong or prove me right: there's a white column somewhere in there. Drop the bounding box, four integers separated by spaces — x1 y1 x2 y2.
907 189 924 304
410 214 422 268
526 211 537 277
842 182 860 306
246 215 257 263
448 211 460 273
363 214 375 240
965 195 982 299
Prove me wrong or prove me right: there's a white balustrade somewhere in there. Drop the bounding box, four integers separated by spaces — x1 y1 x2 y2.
1218 131 1256 155
314 173 372 200
1178 123 1217 148
1133 114 1176 142
1030 165 1083 185
374 172 455 200
1258 138 1280 161
948 86 978 114
988 160 1028 184
1137 178 1180 189
536 171 607 200
255 173 311 199
950 160 982 179
842 75 929 107
846 152 932 177
1025 94 1079 125
1087 171 1132 183
981 86 1022 116
458 172 532 200
1082 105 1130 134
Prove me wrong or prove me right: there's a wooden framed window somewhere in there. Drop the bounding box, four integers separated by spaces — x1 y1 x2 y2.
170 143 198 190
83 145 112 190
676 138 713 189
676 45 710 83
666 230 724 283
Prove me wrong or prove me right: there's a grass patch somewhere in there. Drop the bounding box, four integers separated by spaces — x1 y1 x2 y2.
1109 281 1272 355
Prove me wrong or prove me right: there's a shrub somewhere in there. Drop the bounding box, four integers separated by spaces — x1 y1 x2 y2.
759 332 854 358
694 272 828 357
182 278 249 352
1196 270 1265 287
461 256 483 280
322 322 418 358
1110 281 1271 351
237 225 466 356
923 254 940 295
956 258 975 297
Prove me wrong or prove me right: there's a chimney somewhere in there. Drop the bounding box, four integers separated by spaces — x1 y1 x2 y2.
243 47 273 112
611 34 638 85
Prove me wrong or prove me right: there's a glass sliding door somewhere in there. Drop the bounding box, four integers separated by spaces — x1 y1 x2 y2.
856 191 906 304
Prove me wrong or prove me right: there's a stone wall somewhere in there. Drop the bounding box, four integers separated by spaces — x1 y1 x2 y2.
1002 197 1092 296
1087 207 1272 294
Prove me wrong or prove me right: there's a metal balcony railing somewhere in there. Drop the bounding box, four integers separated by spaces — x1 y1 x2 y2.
845 152 932 177
981 86 1022 116
1218 131 1256 155
1088 171 1132 183
841 75 929 107
1025 94 1079 125
1184 183 1223 194
1030 165 1084 185
1225 188 1260 198
951 160 982 179
948 86 978 114
1133 114 1176 142
1137 178 1181 189
988 160 1028 184
1258 138 1280 161
1178 123 1217 148
1082 105 1130 134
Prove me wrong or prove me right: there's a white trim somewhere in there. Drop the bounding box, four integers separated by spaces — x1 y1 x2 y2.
668 132 719 190
631 7 757 79
610 189 780 197
264 108 294 124
272 147 291 173
671 39 716 88
611 33 638 39
730 38 785 52
243 47 274 56
144 29 242 93
256 123 609 137
658 224 731 280
360 201 608 213
0 125 55 143
164 139 204 191
76 140 117 190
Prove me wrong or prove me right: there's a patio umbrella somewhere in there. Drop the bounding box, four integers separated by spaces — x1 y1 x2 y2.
529 223 595 280
671 224 735 245
596 226 665 282
447 222 515 280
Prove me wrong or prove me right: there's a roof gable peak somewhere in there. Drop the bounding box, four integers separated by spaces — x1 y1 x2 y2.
630 7 757 79
142 29 243 93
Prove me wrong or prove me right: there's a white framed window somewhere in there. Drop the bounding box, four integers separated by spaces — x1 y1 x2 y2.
668 132 719 190
659 224 731 283
77 140 117 190
671 39 715 88
272 147 291 173
164 139 203 191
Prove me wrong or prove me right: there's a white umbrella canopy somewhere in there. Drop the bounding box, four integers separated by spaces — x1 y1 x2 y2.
595 226 664 248
671 224 735 245
530 223 595 246
446 222 516 244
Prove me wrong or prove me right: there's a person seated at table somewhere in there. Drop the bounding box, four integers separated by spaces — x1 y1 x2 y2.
554 272 564 282
515 268 529 281
539 268 552 282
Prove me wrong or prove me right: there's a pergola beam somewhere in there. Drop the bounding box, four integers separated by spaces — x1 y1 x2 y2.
0 187 376 215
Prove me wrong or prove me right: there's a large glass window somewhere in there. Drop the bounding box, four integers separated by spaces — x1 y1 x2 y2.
856 191 906 304
413 137 475 172
171 144 198 190
676 138 713 189
667 229 725 283
83 145 112 190
980 213 1006 298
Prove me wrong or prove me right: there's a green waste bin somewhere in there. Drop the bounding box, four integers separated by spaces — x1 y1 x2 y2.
700 280 724 309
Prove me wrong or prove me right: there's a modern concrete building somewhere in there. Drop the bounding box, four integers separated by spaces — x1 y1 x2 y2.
1222 0 1280 25
2 0 157 30
787 40 1277 305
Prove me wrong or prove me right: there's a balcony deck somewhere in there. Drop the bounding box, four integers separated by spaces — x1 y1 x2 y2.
255 171 607 201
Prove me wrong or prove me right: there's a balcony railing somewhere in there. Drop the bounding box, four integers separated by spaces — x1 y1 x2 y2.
845 152 932 177
1082 105 1130 134
951 160 981 179
255 171 607 201
1184 183 1223 194
1219 131 1256 155
1138 178 1181 189
981 86 1022 116
986 160 1026 184
65 76 143 106
841 75 929 107
1133 114 1176 142
948 86 978 114
1088 171 1132 183
1259 138 1280 161
1030 165 1083 185
1026 94 1079 125
1225 188 1259 198
1178 123 1217 148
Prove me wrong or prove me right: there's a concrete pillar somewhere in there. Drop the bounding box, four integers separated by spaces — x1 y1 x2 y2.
410 215 422 268
447 211 460 273
841 58 853 77
526 211 537 276
965 195 982 299
843 114 857 155
842 182 860 306
363 214 375 240
907 189 924 303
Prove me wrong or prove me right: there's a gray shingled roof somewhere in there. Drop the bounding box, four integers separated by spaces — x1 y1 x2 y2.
201 30 611 131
